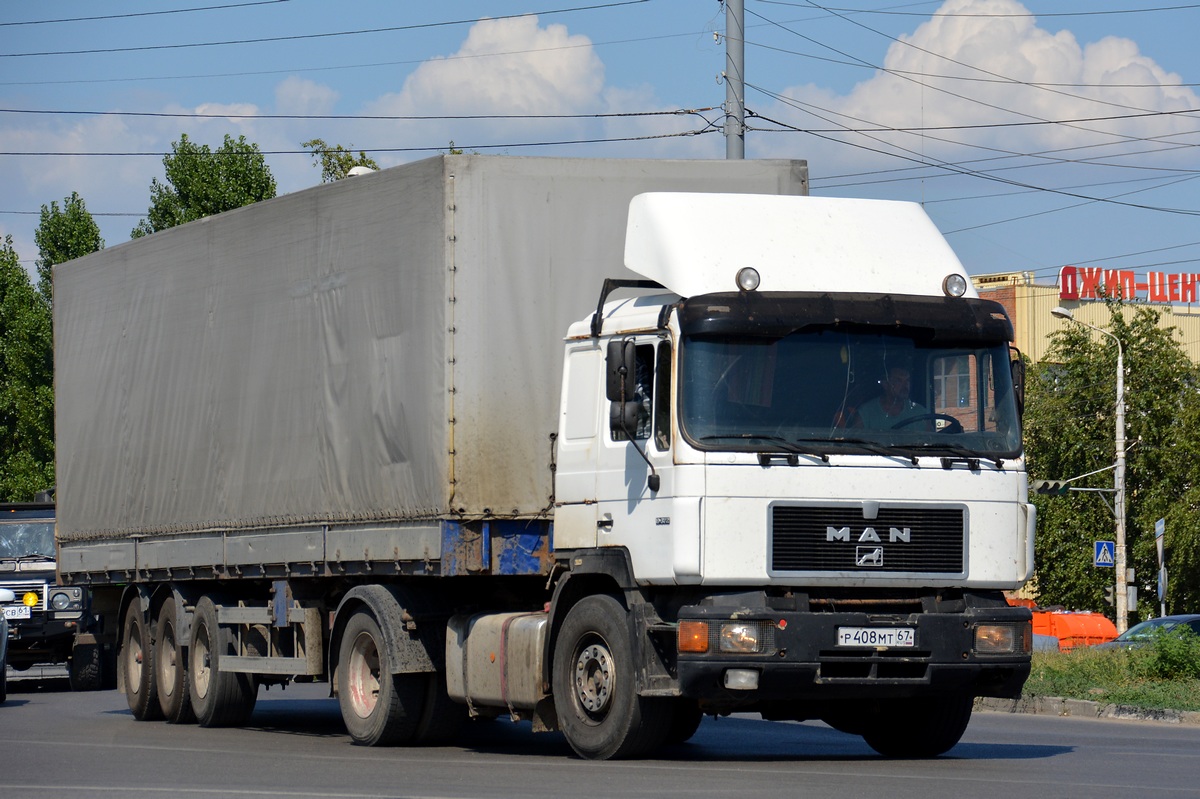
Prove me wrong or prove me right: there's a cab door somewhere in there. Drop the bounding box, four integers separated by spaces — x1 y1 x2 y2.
594 337 679 583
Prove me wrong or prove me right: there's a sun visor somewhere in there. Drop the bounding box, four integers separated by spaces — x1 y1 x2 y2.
624 193 974 300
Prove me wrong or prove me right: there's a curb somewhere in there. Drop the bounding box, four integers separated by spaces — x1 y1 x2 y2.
975 696 1200 725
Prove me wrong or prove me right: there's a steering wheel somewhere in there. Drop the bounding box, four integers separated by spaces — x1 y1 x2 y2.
890 413 964 434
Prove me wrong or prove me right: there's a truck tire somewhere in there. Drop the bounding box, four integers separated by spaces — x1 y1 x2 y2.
155 601 195 723
188 597 257 727
337 609 426 746
68 642 103 692
121 605 164 720
551 594 672 760
861 693 973 758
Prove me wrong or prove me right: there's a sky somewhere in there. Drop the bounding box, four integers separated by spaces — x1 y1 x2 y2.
2 0 1198 285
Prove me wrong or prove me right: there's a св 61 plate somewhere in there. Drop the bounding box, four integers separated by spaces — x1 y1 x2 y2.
836 627 915 647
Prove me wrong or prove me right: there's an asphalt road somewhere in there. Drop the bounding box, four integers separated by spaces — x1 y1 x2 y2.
2 672 1198 799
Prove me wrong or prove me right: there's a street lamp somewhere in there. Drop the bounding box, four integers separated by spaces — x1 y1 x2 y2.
1050 306 1128 633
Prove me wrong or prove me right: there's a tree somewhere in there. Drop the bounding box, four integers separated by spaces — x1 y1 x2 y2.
302 138 379 183
1025 301 1200 616
34 191 103 303
132 133 277 238
0 236 54 500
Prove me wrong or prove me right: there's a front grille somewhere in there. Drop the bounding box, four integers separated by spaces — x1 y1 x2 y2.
0 580 47 611
771 505 964 574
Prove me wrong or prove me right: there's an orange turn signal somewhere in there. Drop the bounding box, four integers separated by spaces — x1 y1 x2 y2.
678 620 710 653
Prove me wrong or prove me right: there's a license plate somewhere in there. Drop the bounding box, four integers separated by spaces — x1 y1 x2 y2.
837 626 915 648
4 605 30 620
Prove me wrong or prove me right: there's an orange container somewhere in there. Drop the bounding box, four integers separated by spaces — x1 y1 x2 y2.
1030 610 1117 651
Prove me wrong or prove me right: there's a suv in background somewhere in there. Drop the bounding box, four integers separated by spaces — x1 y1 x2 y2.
1 497 107 690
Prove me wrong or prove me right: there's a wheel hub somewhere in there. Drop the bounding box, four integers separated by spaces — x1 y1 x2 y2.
574 643 614 714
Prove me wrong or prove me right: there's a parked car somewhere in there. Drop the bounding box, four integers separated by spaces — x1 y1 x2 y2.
1092 614 1200 650
1 587 14 703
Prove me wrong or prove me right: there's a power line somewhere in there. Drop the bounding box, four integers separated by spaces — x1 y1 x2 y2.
0 126 718 158
0 1 649 58
0 1 289 27
758 1 1200 17
747 102 1200 218
0 107 718 123
760 1 1200 18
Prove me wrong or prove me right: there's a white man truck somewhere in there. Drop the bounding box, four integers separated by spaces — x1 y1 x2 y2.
54 155 1032 760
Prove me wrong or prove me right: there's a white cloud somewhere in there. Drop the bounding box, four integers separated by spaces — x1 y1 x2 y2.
275 77 339 117
755 0 1200 170
386 16 604 115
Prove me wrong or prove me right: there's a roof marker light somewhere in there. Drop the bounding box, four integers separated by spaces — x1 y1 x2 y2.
943 273 968 298
736 267 760 292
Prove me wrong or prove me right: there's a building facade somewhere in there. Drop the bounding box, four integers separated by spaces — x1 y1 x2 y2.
973 269 1200 364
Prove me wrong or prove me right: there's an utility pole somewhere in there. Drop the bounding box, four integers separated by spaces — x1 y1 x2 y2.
724 0 745 160
1052 306 1129 633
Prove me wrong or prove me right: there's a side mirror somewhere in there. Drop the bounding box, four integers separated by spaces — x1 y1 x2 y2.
606 339 637 402
1011 359 1026 417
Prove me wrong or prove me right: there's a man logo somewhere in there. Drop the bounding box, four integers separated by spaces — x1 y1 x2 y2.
856 546 884 567
826 526 911 543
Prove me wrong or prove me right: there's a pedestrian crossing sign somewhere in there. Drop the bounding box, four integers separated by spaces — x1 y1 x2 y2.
1094 540 1115 567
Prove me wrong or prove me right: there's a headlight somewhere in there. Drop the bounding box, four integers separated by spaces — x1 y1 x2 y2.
23 591 39 607
719 623 762 654
50 591 71 611
975 622 1031 655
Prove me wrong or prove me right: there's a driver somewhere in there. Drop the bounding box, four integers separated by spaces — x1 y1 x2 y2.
855 365 927 429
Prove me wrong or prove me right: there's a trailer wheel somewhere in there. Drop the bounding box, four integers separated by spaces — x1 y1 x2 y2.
68 642 103 692
188 597 257 727
155 601 195 723
861 693 973 758
121 605 163 720
337 609 426 746
551 595 672 760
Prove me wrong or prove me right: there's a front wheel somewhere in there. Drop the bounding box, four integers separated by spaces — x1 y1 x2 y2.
551 595 671 760
860 693 973 758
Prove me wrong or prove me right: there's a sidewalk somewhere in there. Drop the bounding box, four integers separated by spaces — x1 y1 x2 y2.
975 696 1200 725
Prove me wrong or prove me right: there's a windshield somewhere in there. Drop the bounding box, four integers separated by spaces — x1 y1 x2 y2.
679 327 1021 458
1115 618 1180 641
0 519 56 559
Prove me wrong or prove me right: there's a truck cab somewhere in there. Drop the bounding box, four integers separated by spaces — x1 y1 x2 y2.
545 193 1033 758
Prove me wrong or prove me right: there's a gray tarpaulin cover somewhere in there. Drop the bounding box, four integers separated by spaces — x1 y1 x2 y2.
54 155 807 541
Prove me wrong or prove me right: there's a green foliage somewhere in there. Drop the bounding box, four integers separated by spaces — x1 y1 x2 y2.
34 191 103 302
0 236 55 500
1025 302 1200 615
132 133 277 237
302 138 379 183
1025 632 1200 710
1142 627 1200 681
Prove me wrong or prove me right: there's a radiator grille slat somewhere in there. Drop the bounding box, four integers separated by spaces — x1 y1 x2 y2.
771 506 964 574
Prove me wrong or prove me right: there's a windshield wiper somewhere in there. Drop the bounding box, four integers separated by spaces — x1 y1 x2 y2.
816 436 919 465
699 434 829 464
14 553 56 562
892 441 1004 469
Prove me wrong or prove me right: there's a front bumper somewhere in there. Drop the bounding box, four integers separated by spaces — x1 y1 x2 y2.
676 605 1030 705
